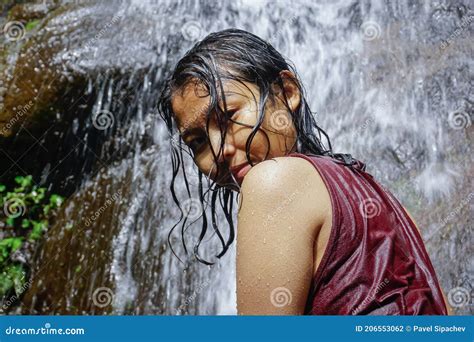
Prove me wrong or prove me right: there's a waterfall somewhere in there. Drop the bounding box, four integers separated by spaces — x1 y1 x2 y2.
1 0 470 314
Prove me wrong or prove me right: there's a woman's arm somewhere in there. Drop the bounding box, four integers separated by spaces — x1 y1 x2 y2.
236 157 330 315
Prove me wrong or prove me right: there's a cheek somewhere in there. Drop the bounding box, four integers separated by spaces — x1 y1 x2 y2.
194 151 217 177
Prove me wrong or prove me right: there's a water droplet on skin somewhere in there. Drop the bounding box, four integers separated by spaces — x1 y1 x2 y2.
266 282 270 287
263 238 266 244
257 276 261 280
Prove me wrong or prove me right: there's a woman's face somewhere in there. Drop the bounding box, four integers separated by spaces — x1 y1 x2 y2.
171 72 300 190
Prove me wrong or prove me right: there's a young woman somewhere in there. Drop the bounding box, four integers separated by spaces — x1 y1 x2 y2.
158 29 449 315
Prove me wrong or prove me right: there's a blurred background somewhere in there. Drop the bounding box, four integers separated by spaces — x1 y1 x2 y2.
0 0 472 315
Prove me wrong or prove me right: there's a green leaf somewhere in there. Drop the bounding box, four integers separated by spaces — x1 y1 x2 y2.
49 194 64 207
25 19 40 31
21 219 30 228
10 238 22 252
23 175 33 187
0 273 14 297
6 217 14 226
14 175 32 188
0 237 23 252
29 221 46 241
0 174 65 302
35 188 46 201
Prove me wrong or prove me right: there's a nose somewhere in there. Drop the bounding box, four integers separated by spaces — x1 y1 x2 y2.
212 131 236 166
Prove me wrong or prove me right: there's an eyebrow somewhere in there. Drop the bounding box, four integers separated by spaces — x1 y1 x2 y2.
180 102 211 140
179 93 241 140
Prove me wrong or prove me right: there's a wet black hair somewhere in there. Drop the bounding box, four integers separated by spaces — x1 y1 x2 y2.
159 28 352 265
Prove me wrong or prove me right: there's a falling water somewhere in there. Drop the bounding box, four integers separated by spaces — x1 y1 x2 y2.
1 0 471 314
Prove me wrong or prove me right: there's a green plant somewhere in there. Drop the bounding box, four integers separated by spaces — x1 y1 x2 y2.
25 19 40 32
0 175 64 303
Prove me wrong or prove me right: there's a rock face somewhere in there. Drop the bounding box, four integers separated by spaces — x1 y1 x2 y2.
1 1 472 315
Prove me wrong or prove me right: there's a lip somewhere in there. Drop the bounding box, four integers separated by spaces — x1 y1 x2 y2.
229 162 252 185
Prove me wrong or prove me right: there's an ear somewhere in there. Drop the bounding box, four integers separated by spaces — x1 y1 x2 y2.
274 70 301 112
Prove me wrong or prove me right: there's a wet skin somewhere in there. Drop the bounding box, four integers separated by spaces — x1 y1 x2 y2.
170 71 451 315
171 71 334 314
171 70 300 190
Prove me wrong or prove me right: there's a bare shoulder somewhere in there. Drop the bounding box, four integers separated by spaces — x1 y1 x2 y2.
239 155 330 229
236 155 332 314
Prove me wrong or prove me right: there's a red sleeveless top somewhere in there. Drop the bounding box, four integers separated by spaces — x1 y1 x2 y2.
288 152 448 315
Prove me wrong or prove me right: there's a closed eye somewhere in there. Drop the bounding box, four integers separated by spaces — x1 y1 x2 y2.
188 136 207 153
